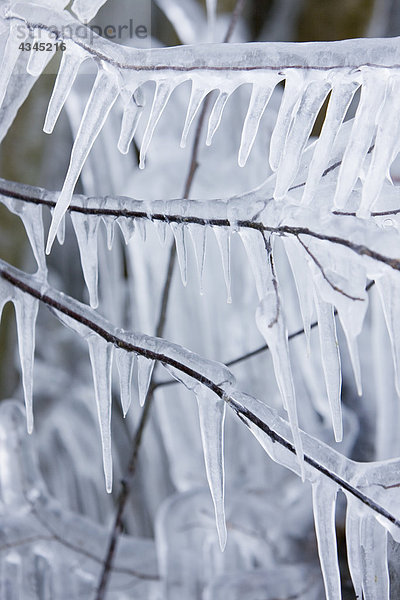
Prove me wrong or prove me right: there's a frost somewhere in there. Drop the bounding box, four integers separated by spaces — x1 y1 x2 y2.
87 335 114 493
195 385 227 551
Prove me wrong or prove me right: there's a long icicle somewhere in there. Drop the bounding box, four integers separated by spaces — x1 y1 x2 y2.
46 69 119 254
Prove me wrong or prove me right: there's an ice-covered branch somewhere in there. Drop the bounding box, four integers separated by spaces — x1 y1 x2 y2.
0 259 400 599
2 3 400 248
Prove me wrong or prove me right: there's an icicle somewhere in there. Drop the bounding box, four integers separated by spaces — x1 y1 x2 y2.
117 216 135 245
155 220 168 246
302 81 359 205
312 479 341 600
87 335 113 493
376 273 400 396
2 197 47 275
269 72 306 172
71 0 108 22
360 76 400 217
274 80 331 199
206 0 217 40
70 210 100 308
118 95 143 155
135 218 147 242
139 81 174 169
46 69 119 254
256 296 304 477
206 90 231 146
360 514 390 600
115 347 135 417
181 83 210 148
44 47 87 134
313 287 342 441
136 354 155 407
334 74 387 211
238 78 279 167
0 24 27 109
26 32 53 77
13 290 39 434
195 385 227 551
170 222 188 287
102 216 115 250
345 496 363 599
189 223 207 295
54 213 65 246
212 226 231 303
283 237 314 351
239 229 304 473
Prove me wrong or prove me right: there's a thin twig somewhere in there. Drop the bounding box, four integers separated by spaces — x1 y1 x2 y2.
0 265 397 533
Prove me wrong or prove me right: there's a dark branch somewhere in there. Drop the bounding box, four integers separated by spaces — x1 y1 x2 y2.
0 265 396 531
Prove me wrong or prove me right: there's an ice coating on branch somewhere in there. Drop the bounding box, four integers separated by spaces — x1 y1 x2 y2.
115 347 135 417
27 31 54 77
195 385 227 551
212 226 231 303
71 209 100 308
5 2 400 213
46 69 119 253
238 76 279 167
71 0 108 22
312 480 341 600
44 46 87 134
313 286 342 441
13 290 39 434
140 82 174 169
170 223 188 287
87 335 113 493
189 223 207 294
137 355 155 407
302 81 359 205
335 72 387 212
